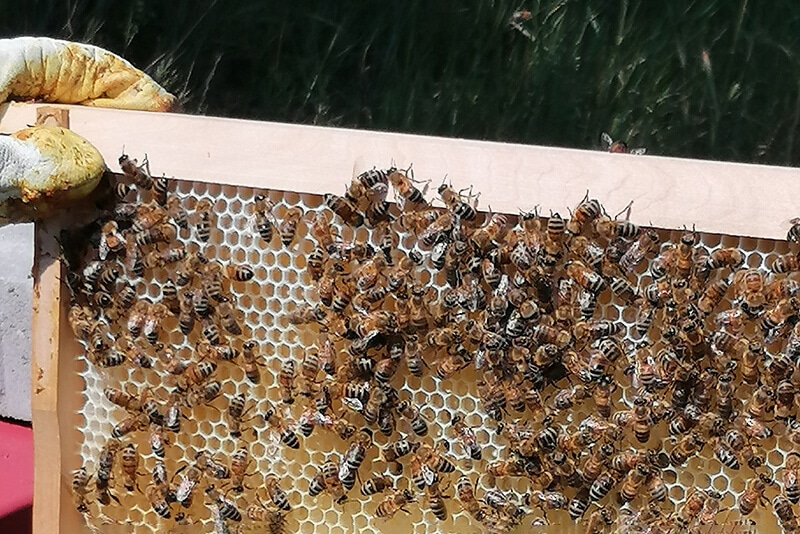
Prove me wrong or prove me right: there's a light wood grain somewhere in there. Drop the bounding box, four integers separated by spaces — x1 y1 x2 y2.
1 102 798 241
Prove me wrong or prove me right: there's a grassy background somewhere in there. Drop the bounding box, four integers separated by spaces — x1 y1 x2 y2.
2 0 800 165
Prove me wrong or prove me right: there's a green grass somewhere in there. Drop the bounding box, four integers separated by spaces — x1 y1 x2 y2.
3 0 800 165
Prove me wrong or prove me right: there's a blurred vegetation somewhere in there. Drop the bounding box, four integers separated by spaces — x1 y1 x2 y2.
3 0 800 164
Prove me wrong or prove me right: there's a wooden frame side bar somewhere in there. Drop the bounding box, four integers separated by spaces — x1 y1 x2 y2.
1 103 799 241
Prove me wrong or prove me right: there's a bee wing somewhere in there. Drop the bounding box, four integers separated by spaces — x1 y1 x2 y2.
628 147 647 155
600 132 614 151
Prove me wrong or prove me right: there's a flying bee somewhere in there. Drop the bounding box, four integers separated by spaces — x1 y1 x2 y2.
278 206 303 247
451 413 481 460
376 488 417 519
119 153 153 188
325 193 364 227
600 132 646 154
193 199 214 242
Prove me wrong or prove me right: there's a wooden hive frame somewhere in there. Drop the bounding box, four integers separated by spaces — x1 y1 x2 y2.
3 102 798 533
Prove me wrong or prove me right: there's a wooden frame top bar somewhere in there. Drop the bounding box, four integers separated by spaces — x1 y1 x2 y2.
1 102 797 241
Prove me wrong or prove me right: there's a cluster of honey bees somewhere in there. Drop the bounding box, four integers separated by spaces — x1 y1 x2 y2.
63 152 800 533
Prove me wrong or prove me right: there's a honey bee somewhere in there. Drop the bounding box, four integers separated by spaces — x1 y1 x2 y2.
112 413 148 439
226 393 252 438
119 153 153 188
773 494 799 531
263 406 300 449
619 228 659 273
142 302 168 345
120 443 140 492
618 463 649 504
361 475 393 496
72 466 91 513
278 206 303 247
241 340 262 384
166 195 189 230
451 413 481 460
568 488 591 521
325 193 364 227
674 488 706 528
669 431 705 465
600 132 646 154
566 260 605 294
245 504 286 533
739 474 772 516
425 480 448 520
387 166 428 211
252 194 277 244
193 199 214 242
312 459 347 504
438 182 478 220
745 384 775 420
176 361 217 392
230 447 250 493
396 400 428 437
146 483 171 518
376 488 416 519
455 475 485 521
205 485 242 522
782 453 800 504
98 220 125 261
565 194 602 236
96 439 121 494
697 277 730 315
470 213 509 253
733 268 767 316
195 452 230 480
339 428 373 490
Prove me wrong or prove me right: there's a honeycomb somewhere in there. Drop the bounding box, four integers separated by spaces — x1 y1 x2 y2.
62 166 796 534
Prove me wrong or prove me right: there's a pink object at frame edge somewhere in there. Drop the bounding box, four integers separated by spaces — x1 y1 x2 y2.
0 420 33 517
